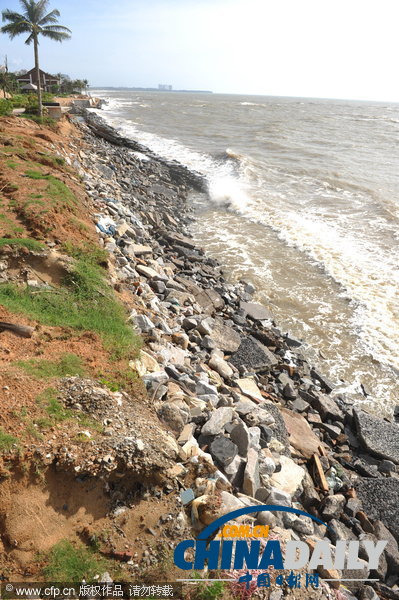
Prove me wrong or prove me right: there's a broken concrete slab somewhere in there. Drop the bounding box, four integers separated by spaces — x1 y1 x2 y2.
229 337 278 372
354 409 399 464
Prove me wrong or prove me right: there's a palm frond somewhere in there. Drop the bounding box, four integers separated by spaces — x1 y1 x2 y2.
42 24 71 33
2 9 26 23
38 8 60 25
1 20 32 39
41 28 71 42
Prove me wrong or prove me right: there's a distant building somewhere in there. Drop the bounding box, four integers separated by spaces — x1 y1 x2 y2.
158 84 173 91
16 68 60 92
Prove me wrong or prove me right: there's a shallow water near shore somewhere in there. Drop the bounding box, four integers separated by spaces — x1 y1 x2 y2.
90 90 399 416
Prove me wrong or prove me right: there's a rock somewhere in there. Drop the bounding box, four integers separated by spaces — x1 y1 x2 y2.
136 264 167 281
283 511 314 535
220 491 246 516
266 487 291 507
248 427 261 452
379 460 396 473
359 587 380 600
270 456 305 498
354 409 399 464
196 381 218 397
283 383 297 399
130 244 152 256
176 278 224 314
229 337 278 372
157 403 185 436
320 494 346 521
133 314 155 332
243 448 260 497
209 436 238 467
328 519 357 543
258 452 276 476
230 421 250 457
291 397 310 412
280 408 322 458
345 497 363 518
245 406 275 428
240 301 273 321
357 478 399 541
310 368 335 393
224 455 246 488
182 317 197 331
256 511 276 528
208 319 241 353
208 353 234 380
236 378 264 403
373 520 399 576
234 398 257 416
201 407 234 436
259 402 291 456
310 394 344 422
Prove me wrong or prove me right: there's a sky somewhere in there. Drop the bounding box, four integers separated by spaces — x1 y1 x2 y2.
1 0 399 102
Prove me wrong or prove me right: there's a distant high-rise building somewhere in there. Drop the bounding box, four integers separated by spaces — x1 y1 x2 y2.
158 84 172 91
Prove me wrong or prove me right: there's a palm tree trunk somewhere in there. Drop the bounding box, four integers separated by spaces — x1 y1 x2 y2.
33 35 43 118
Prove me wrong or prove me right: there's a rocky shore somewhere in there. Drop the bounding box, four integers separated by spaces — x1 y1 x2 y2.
56 108 399 599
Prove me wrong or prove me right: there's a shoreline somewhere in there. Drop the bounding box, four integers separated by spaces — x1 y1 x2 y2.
74 108 399 595
0 109 398 596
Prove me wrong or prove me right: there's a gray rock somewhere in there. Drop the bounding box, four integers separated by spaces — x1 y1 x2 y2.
359 586 380 600
208 318 241 353
243 448 260 497
229 336 278 372
357 478 399 541
311 394 344 422
267 487 291 507
310 368 335 393
321 494 346 520
256 510 277 528
328 519 357 544
354 409 399 464
230 421 250 457
209 436 238 467
234 399 257 416
283 383 297 400
196 381 218 397
134 314 155 332
283 511 314 535
379 460 396 473
291 397 310 412
240 301 273 321
373 520 399 576
201 407 234 436
248 426 261 451
224 455 246 488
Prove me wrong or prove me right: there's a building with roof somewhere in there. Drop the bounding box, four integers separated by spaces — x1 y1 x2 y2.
16 68 60 92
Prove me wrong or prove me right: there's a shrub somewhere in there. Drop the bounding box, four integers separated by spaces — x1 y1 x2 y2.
0 99 13 116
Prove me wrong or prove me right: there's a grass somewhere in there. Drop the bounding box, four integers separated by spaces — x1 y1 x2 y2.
43 540 111 580
0 253 141 358
35 388 102 432
17 353 85 379
0 237 44 251
0 429 19 452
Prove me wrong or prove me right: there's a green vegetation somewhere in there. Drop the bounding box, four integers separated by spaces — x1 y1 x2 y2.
0 428 19 451
43 540 111 580
25 169 49 179
1 1 71 117
0 251 140 357
0 99 12 116
0 237 44 251
6 160 18 169
35 387 102 432
17 353 85 379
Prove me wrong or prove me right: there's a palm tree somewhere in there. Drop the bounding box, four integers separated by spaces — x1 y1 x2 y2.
1 0 71 117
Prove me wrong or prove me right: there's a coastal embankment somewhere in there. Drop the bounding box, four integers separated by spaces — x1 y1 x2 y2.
0 109 398 598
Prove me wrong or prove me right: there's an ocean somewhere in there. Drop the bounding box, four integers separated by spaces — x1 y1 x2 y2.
90 90 399 416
